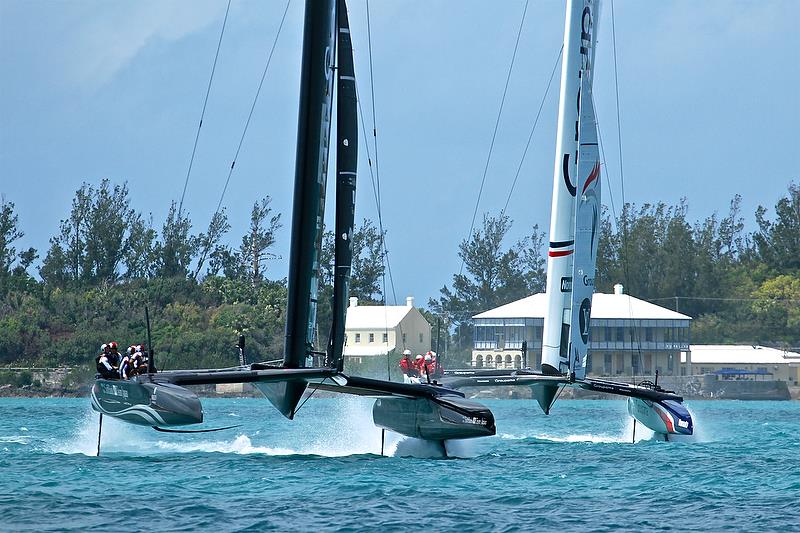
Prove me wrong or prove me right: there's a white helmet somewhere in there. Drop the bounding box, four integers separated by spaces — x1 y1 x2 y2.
100 343 107 352
403 349 412 356
127 346 133 355
415 354 423 360
424 354 432 362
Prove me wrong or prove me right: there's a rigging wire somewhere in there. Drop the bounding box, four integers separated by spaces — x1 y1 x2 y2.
192 0 292 274
609 0 643 384
460 0 530 276
213 0 292 217
363 0 405 377
501 44 563 217
178 0 232 216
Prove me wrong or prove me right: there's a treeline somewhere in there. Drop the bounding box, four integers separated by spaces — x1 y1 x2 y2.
0 180 386 368
431 183 800 358
2 179 800 371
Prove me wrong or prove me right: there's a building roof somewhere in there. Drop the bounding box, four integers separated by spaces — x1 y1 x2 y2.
345 305 411 330
473 290 691 321
681 345 800 365
345 297 421 330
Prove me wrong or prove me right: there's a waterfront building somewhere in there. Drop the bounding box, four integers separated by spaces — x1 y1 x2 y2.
343 296 431 362
472 284 691 376
684 345 800 385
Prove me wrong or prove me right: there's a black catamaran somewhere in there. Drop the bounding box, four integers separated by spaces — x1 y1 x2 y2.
91 0 495 454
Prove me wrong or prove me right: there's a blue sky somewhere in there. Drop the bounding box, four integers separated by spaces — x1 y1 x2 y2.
1 1 797 306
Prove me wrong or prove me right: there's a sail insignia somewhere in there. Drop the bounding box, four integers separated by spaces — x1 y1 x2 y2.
567 72 601 381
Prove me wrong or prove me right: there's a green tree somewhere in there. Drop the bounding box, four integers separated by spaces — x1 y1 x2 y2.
156 202 197 278
754 182 800 273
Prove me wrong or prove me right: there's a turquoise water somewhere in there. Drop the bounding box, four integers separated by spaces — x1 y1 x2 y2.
1 397 798 532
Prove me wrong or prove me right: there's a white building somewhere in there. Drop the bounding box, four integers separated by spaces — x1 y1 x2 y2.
344 296 431 362
684 345 800 384
472 284 692 376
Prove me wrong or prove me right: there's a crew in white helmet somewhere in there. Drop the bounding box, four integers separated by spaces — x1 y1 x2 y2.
95 344 116 379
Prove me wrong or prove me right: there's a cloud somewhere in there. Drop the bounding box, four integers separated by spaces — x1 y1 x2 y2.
65 0 226 87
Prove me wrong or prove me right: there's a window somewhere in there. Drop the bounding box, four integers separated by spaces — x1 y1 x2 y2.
355 333 361 343
402 333 407 344
617 327 625 342
476 355 484 368
631 354 640 372
645 327 653 342
604 353 612 374
586 353 592 374
382 333 388 343
369 333 374 343
419 333 424 343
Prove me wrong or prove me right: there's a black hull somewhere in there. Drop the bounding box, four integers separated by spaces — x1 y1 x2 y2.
91 379 202 427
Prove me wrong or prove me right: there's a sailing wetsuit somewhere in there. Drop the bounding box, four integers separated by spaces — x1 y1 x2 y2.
119 356 131 380
96 355 116 379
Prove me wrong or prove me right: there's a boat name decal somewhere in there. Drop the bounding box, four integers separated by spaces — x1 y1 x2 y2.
100 383 129 399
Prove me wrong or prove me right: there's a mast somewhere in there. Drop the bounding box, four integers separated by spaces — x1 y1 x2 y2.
264 0 337 418
538 0 598 411
327 0 357 371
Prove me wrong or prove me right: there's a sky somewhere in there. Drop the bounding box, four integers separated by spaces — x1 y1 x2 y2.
1 0 798 307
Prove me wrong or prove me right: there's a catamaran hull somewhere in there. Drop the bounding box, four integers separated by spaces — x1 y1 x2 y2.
372 396 495 441
627 398 693 436
91 379 203 426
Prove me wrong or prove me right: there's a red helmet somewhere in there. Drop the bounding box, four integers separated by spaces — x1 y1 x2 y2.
109 341 118 350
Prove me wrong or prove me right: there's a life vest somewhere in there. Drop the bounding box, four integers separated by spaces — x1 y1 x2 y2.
399 358 411 371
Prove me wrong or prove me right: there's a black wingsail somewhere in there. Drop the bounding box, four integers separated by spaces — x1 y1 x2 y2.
263 0 337 418
327 0 357 370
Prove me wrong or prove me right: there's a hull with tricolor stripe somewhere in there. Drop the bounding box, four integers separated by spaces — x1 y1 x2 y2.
91 379 203 427
627 398 693 436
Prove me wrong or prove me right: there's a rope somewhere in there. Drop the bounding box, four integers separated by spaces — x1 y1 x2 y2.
213 0 292 216
460 0 530 276
501 44 562 217
178 0 232 216
193 0 292 275
356 0 405 380
610 0 643 383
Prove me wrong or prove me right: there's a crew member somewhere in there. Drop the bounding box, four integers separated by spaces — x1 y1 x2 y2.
423 352 434 382
129 347 144 376
95 344 116 379
107 341 122 368
118 350 131 380
399 349 414 383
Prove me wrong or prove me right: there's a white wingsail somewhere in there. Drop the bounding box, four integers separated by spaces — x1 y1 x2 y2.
567 74 600 381
541 0 599 378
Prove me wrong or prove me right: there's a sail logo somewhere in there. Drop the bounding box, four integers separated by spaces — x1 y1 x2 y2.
560 276 573 292
578 298 591 344
579 4 594 70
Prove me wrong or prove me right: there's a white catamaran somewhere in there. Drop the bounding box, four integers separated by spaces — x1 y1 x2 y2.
442 0 694 441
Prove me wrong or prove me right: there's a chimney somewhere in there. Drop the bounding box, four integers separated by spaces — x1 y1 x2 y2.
349 297 358 308
406 296 414 308
614 284 624 295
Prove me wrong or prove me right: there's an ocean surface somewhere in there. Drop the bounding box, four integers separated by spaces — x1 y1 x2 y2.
1 397 798 532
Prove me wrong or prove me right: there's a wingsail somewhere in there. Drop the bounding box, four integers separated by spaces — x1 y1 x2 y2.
567 73 601 381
